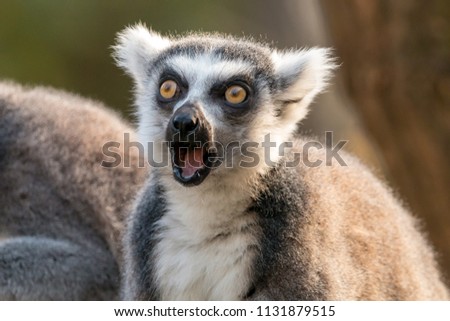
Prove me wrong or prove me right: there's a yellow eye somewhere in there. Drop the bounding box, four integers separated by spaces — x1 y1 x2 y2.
225 85 247 105
159 80 178 100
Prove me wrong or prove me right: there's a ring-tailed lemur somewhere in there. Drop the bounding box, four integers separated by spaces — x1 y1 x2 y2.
0 81 147 300
114 24 449 300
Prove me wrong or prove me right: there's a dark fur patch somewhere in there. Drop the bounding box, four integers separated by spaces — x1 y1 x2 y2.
0 99 11 167
248 163 329 300
128 179 167 300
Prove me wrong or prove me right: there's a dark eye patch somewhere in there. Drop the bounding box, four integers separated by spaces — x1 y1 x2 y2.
158 68 189 90
210 76 253 102
156 68 189 109
208 76 257 119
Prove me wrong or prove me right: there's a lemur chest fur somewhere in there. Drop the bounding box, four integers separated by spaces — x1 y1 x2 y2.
153 181 259 300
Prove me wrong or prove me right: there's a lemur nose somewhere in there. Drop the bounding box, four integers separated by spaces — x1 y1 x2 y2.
172 110 198 135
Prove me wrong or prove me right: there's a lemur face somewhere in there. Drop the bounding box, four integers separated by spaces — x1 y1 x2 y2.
114 25 335 186
147 41 277 185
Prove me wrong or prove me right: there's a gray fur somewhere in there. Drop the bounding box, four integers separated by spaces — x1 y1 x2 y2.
116 25 449 300
248 151 449 300
249 162 329 300
147 35 275 84
122 175 166 300
0 81 147 300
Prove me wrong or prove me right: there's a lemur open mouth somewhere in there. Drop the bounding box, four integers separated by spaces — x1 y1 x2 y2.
170 141 215 186
166 104 216 186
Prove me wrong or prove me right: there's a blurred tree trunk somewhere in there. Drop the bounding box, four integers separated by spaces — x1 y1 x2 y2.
321 0 450 276
240 0 385 169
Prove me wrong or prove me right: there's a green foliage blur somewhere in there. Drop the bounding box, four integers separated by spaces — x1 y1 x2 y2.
0 0 286 119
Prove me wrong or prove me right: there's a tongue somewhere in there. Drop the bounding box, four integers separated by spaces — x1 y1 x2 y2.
182 148 204 178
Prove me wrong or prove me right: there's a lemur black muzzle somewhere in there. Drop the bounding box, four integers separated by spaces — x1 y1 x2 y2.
166 103 216 186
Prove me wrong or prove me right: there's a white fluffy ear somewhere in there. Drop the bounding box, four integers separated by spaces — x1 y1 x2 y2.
113 24 170 82
271 47 336 122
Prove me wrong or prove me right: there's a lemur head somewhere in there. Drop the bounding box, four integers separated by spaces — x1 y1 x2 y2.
114 24 335 186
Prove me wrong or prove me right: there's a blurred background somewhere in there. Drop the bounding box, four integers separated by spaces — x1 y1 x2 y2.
1 0 449 285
